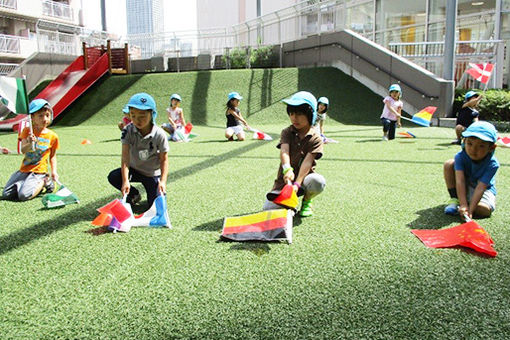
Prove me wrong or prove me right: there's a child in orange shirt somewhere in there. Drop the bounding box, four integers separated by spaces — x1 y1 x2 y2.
2 99 59 200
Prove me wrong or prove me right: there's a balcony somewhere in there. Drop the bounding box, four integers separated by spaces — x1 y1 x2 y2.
0 0 16 10
42 0 73 21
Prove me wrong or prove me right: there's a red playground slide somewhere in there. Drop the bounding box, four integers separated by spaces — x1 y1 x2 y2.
0 53 109 131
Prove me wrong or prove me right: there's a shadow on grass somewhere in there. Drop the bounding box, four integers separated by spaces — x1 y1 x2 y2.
0 194 117 255
406 205 457 230
99 139 119 143
193 217 224 232
356 138 384 143
228 243 273 256
58 153 118 157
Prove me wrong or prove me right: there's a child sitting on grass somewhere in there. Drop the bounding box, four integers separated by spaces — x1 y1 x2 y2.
263 91 326 217
443 121 499 220
162 93 186 141
108 93 169 207
451 90 481 145
225 92 250 141
2 99 58 201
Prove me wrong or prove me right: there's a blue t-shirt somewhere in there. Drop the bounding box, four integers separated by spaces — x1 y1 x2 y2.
454 149 499 195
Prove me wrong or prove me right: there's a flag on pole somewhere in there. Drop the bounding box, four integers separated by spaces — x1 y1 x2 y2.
221 209 294 243
132 194 172 228
0 76 29 114
42 182 80 208
402 106 437 127
411 220 497 257
466 63 494 84
16 118 30 154
247 126 272 141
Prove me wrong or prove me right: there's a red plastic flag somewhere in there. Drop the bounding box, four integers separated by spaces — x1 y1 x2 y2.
497 136 510 148
466 63 494 84
184 122 193 134
272 182 298 210
91 212 113 226
97 199 132 223
411 220 497 257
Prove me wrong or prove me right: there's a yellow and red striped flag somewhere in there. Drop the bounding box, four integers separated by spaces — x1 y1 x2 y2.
222 209 293 243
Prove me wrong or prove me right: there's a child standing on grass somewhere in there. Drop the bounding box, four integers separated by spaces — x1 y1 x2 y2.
2 99 58 201
451 90 481 145
161 93 186 142
313 96 329 140
108 93 169 207
117 105 132 130
380 84 403 141
225 92 250 141
443 121 499 220
263 91 326 217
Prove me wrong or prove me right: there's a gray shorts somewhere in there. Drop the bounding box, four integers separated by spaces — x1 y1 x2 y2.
2 171 46 201
467 185 496 211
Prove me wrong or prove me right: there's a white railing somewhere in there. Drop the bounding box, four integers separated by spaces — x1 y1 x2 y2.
42 0 73 21
0 34 20 54
0 62 18 75
0 0 16 10
37 29 79 55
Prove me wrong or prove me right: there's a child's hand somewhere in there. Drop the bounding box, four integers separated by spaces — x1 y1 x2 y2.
283 169 295 182
397 121 402 128
121 181 130 195
158 181 166 195
459 205 470 220
51 172 59 183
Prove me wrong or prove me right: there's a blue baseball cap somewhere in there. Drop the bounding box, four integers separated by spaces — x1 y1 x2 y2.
388 84 401 93
462 121 498 143
228 92 243 101
282 91 318 125
318 97 329 106
170 93 182 102
122 105 129 114
29 98 50 114
127 93 157 122
464 90 479 101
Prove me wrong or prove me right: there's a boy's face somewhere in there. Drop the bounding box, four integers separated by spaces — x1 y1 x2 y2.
289 112 310 130
130 107 153 130
32 108 52 129
464 137 495 161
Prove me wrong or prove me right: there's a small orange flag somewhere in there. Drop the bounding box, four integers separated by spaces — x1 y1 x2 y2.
81 139 92 145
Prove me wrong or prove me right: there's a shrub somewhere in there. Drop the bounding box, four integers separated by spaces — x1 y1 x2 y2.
250 45 278 68
453 89 510 122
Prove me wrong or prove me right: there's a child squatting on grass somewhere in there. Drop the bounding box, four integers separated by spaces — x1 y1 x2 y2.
451 90 481 145
225 92 250 141
443 121 499 220
161 93 186 142
380 84 403 141
313 96 329 141
108 93 169 207
2 99 59 201
263 91 326 217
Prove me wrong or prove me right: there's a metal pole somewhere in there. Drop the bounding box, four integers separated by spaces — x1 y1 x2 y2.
442 0 457 80
100 0 107 32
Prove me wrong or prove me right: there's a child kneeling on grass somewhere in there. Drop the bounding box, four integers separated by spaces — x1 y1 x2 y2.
108 93 169 207
2 99 58 201
443 121 499 220
263 91 326 217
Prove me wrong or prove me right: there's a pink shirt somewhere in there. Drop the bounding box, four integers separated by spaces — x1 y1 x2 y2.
166 107 184 126
380 96 403 121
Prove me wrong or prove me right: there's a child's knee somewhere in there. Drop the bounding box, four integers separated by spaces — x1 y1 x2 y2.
303 174 326 195
443 159 455 170
474 204 492 218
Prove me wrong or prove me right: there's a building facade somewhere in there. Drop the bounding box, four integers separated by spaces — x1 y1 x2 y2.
126 0 164 58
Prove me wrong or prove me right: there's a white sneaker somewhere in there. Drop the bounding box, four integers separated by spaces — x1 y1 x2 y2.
382 136 389 141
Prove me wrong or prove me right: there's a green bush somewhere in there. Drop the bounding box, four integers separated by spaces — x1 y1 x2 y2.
222 48 248 69
453 88 510 122
250 45 278 68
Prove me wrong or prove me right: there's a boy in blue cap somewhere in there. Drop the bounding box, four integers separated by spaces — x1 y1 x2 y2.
452 90 481 145
108 93 169 207
443 121 499 220
263 91 326 217
2 99 58 200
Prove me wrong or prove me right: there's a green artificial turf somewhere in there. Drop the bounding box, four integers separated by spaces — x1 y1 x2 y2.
1 68 510 339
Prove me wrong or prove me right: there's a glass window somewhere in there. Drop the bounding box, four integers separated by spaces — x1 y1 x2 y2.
375 0 426 47
346 0 374 35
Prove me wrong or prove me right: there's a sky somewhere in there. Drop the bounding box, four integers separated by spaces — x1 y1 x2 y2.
81 0 197 37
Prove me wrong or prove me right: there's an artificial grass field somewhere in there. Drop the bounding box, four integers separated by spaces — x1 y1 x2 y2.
1 68 510 339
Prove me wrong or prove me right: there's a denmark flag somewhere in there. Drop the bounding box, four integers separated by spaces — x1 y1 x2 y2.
466 63 494 84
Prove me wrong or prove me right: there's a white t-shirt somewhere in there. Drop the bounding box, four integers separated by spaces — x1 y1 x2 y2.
166 107 184 126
